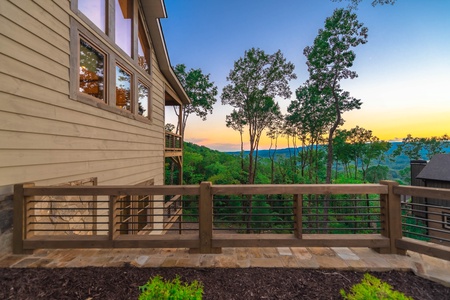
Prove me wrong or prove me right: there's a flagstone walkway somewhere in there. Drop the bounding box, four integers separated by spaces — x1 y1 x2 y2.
0 247 449 287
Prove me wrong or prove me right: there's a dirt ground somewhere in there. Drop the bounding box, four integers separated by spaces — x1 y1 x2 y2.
1 267 449 299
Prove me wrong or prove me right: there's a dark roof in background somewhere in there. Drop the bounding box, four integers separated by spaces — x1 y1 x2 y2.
416 154 450 181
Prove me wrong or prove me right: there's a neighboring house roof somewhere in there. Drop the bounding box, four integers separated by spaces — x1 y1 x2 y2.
141 0 190 105
416 154 450 182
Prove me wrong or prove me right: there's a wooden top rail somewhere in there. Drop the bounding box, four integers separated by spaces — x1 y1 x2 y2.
23 185 200 196
21 183 389 197
394 185 450 202
212 184 388 195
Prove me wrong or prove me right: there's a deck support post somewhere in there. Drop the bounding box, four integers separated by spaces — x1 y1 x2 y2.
191 182 221 254
375 180 406 255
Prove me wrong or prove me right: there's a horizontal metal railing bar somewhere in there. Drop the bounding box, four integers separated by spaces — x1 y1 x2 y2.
28 207 108 211
116 214 197 217
402 222 450 235
403 208 445 217
29 214 99 218
28 200 108 203
303 213 381 217
23 185 201 196
302 220 381 224
402 215 447 225
304 228 380 231
29 222 108 225
214 213 294 217
28 229 108 232
402 231 450 243
403 202 450 210
214 198 381 202
395 185 450 201
303 206 381 210
213 206 293 209
213 220 293 224
213 228 295 231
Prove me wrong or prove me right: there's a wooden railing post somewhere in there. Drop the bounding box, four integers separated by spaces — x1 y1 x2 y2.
13 183 34 254
378 180 406 255
294 194 303 239
195 182 221 254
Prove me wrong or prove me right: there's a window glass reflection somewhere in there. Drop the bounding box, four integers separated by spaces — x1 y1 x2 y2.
79 39 105 100
138 82 149 117
78 0 106 32
138 19 150 73
115 0 132 56
116 65 132 111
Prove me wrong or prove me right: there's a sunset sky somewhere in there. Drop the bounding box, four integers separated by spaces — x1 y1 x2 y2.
161 0 450 151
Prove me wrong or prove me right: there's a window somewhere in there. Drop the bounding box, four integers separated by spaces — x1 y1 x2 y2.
71 0 152 122
138 82 149 117
115 0 133 56
78 0 106 32
444 213 450 230
115 65 132 111
79 39 106 101
138 18 150 73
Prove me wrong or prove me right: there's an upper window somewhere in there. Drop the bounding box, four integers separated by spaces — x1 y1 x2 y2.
115 0 133 57
138 18 150 73
78 0 106 33
79 39 105 101
72 0 152 121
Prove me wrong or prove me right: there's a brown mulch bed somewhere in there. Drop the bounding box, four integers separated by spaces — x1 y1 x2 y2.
1 267 449 299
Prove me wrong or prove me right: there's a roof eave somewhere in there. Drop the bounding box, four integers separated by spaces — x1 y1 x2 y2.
141 0 190 105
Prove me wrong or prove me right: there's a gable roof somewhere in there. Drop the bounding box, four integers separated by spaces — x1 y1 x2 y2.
141 0 190 105
416 153 450 182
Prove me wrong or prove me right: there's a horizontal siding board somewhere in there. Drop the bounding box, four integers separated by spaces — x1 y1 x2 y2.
34 0 70 28
0 36 69 81
0 4 69 55
0 131 163 151
0 111 163 145
0 17 69 66
9 0 69 40
0 54 68 94
0 149 163 168
0 92 160 136
0 157 162 186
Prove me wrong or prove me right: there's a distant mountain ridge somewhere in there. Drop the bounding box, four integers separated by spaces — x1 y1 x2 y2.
225 142 450 159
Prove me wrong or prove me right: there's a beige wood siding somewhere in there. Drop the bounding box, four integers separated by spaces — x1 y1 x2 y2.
0 0 170 187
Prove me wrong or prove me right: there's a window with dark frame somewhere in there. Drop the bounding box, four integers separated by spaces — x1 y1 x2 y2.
79 38 106 101
72 0 152 121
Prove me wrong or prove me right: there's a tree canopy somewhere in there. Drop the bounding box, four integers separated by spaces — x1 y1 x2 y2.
173 64 218 137
303 8 368 183
222 48 296 184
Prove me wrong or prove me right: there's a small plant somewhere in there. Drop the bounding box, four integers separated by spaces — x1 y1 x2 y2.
340 273 413 300
138 275 203 300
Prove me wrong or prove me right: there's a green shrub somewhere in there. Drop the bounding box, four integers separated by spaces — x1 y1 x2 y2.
138 275 203 300
340 273 413 300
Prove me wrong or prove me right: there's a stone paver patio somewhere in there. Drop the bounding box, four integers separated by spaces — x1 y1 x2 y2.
0 247 449 287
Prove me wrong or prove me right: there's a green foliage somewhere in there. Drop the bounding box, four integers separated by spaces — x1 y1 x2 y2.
222 47 296 184
173 64 218 136
303 8 368 183
340 273 413 300
139 275 203 300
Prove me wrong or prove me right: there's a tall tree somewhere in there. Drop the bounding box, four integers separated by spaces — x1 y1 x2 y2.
304 8 368 183
173 64 218 137
222 48 296 184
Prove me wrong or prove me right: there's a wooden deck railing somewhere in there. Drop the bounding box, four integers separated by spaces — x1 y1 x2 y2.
165 131 182 154
12 181 450 260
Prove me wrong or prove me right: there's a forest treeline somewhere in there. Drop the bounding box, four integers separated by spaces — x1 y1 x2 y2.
167 134 449 186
